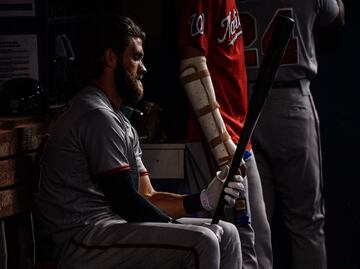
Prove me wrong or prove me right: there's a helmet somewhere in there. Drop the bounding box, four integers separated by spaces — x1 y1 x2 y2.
0 78 46 115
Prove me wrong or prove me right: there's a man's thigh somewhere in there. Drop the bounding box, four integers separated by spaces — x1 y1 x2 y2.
58 218 221 269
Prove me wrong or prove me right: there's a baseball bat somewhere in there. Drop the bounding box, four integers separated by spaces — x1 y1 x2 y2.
212 15 295 224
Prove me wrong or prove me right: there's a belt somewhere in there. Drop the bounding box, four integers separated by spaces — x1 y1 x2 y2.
272 81 300 88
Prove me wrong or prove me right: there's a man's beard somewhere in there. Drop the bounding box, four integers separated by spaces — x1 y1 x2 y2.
114 63 144 104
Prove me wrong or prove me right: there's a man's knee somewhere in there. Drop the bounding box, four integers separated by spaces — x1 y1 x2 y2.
219 220 240 242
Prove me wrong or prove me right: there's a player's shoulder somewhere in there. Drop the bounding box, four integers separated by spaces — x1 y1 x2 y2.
74 85 112 111
68 86 121 126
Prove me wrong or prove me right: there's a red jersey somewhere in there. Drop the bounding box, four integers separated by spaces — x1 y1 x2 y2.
177 0 248 145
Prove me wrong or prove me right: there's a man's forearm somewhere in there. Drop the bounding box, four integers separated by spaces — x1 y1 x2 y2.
179 47 236 168
98 171 172 223
146 192 188 218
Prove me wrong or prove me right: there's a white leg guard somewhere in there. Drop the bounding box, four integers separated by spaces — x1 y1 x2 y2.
180 56 235 167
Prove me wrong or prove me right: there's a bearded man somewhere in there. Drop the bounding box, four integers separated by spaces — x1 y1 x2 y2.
34 15 245 269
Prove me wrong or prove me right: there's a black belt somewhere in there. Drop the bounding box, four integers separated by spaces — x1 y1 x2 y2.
272 81 300 88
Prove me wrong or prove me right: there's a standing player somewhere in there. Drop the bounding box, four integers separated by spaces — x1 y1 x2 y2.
34 15 245 269
176 0 273 268
238 0 345 268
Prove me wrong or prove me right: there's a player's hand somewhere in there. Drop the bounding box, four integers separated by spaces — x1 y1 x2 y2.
201 223 224 243
200 165 245 211
221 158 247 177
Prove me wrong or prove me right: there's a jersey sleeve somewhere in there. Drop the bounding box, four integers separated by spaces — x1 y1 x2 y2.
132 127 148 176
79 109 131 176
176 0 217 55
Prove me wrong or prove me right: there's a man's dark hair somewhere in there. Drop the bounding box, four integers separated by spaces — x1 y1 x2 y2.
80 15 146 80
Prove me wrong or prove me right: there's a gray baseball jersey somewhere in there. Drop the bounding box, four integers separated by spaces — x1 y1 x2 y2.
34 85 147 240
34 86 243 269
238 0 339 81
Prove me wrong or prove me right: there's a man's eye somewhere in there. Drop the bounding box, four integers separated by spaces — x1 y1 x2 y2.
134 53 143 61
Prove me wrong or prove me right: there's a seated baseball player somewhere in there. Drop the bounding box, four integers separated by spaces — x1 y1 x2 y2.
33 15 244 269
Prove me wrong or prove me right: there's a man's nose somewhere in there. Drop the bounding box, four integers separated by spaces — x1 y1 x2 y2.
140 60 147 74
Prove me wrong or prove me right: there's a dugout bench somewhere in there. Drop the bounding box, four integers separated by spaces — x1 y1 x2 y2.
0 116 56 269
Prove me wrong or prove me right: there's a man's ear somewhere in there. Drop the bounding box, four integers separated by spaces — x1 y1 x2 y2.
103 48 117 69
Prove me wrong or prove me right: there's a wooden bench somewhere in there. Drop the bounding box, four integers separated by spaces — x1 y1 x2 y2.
0 116 46 269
